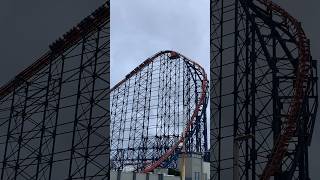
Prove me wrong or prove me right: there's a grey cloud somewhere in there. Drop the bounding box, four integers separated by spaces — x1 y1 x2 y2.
111 0 210 86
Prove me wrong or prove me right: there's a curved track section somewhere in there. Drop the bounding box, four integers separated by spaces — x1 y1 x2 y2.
211 0 318 179
255 1 311 179
110 51 208 172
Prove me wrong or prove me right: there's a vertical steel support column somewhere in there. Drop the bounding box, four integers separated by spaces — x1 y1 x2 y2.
233 0 239 179
250 15 256 180
48 56 65 180
210 0 224 179
83 29 100 179
35 56 53 180
271 22 282 180
244 12 250 180
217 0 224 179
0 89 16 180
14 82 29 180
68 37 86 179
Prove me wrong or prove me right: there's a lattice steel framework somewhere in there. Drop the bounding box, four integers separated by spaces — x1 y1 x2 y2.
110 51 208 172
0 2 110 180
210 0 318 180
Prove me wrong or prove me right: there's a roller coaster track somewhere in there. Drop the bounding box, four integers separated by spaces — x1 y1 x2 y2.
0 2 110 179
211 0 317 179
0 2 109 100
143 51 208 173
0 0 313 178
110 51 208 172
256 0 311 179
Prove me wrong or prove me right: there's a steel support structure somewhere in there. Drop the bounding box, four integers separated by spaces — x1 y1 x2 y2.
0 2 110 180
110 51 208 172
210 0 318 180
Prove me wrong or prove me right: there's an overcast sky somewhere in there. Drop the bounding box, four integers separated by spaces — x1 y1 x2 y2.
0 0 103 85
0 0 318 178
111 0 211 162
111 0 320 178
111 0 210 86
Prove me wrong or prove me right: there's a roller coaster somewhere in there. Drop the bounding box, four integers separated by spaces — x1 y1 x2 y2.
211 0 318 180
110 51 209 172
0 0 318 179
0 2 110 179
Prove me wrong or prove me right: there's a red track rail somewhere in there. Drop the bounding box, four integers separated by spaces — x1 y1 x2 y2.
0 2 109 99
110 51 208 173
257 0 311 179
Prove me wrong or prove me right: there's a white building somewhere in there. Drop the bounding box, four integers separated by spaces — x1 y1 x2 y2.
111 152 210 180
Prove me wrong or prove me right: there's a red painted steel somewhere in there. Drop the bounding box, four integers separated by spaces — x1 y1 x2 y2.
258 0 311 179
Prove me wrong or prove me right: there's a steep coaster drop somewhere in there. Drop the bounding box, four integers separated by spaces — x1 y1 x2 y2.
211 0 318 179
110 51 209 172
